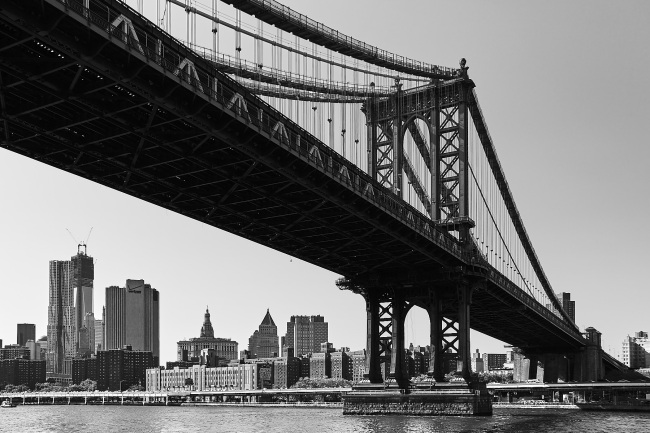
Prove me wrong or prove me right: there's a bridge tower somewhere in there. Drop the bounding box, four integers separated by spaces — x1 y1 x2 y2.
358 63 481 389
365 60 475 243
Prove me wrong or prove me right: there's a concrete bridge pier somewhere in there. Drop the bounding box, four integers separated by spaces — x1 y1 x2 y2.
513 328 605 383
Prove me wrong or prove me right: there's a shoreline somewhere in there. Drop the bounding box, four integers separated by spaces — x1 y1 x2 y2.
493 403 579 410
181 402 343 408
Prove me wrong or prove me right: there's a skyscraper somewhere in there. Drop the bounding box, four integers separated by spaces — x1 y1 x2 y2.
17 324 36 347
283 315 328 357
72 249 94 335
47 245 95 375
560 292 575 323
105 279 159 359
248 309 279 358
47 259 74 375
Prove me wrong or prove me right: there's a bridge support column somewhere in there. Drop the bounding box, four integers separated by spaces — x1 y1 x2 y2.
363 291 382 384
514 350 576 383
572 349 586 382
426 293 445 382
388 295 409 389
456 286 471 381
541 354 561 383
527 354 540 381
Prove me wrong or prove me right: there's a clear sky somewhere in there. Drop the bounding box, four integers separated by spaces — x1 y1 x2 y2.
1 0 649 364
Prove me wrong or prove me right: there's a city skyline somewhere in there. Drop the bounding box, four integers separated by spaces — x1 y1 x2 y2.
1 0 650 364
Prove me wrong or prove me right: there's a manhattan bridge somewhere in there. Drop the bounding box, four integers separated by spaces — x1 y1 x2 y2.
0 0 627 389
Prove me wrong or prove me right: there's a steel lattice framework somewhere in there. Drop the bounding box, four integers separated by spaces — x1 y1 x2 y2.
0 0 612 386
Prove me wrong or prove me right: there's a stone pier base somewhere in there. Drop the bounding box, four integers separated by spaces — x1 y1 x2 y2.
343 383 492 416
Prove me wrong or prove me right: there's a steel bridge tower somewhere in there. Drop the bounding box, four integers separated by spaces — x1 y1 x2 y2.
359 62 479 387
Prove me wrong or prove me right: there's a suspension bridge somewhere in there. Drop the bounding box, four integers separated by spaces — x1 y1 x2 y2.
0 0 627 406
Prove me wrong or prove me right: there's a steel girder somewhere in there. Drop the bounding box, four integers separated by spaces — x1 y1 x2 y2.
0 0 585 355
365 80 476 242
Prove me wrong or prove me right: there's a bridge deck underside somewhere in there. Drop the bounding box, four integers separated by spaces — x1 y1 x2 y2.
469 281 580 351
0 0 456 281
0 0 584 352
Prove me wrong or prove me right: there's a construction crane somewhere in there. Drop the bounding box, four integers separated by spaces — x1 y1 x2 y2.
65 227 93 255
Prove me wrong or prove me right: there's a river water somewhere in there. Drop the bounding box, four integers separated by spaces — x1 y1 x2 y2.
1 405 650 432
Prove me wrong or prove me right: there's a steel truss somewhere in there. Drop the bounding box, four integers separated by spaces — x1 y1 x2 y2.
361 282 476 386
0 0 588 385
365 78 476 241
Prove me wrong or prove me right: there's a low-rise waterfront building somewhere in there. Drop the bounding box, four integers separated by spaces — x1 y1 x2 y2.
621 331 650 368
299 355 310 378
0 344 30 360
146 363 259 392
0 359 46 389
71 358 98 384
330 351 350 380
310 352 330 379
484 353 508 371
69 346 155 390
350 350 366 383
273 357 300 388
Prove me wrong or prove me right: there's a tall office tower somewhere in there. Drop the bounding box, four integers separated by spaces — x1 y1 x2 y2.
47 245 95 375
47 260 74 374
248 309 279 358
283 315 328 357
559 292 576 323
17 324 36 347
105 279 160 359
72 246 94 352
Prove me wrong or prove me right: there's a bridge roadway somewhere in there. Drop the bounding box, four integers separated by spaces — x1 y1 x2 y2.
0 0 583 352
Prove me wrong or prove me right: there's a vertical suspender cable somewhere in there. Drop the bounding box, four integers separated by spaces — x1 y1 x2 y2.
185 0 189 45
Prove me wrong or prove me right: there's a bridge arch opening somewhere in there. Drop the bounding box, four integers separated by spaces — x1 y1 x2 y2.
403 304 433 379
401 114 434 217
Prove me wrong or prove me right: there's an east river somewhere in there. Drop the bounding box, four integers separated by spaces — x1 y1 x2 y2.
2 406 650 432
